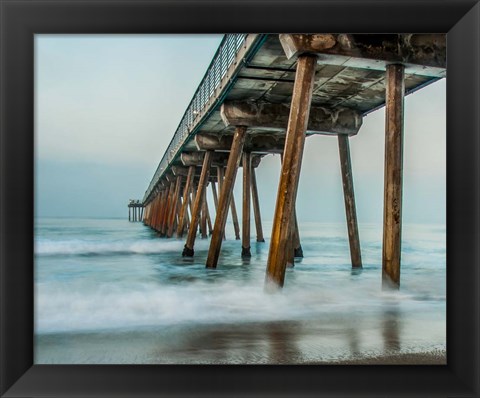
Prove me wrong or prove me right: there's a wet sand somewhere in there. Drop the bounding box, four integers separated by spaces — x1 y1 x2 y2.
35 317 446 365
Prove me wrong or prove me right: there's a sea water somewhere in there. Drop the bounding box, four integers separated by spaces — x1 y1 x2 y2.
34 218 446 364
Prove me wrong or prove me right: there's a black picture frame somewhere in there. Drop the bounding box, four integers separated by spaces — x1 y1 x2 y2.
1 0 479 397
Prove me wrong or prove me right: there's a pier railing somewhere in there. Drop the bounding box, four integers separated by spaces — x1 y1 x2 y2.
142 33 266 204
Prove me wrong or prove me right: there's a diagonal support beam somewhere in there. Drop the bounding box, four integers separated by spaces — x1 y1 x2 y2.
206 126 248 268
177 165 195 238
338 134 362 268
167 175 183 238
182 151 213 257
265 54 317 290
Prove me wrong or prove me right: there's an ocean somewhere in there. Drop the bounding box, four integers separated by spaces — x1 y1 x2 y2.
34 217 446 364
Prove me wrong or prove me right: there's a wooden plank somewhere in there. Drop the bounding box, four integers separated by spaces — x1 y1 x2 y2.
382 64 405 289
183 151 213 256
265 54 317 290
338 134 362 268
206 126 248 268
242 152 252 257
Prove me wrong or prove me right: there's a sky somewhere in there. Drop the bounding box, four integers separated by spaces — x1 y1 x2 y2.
35 35 446 224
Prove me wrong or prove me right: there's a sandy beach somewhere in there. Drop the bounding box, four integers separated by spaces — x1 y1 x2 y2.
36 319 446 365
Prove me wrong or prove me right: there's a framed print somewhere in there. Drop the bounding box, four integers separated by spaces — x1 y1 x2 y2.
1 0 479 397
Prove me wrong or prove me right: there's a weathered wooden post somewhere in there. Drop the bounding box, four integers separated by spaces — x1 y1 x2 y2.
206 126 248 268
215 168 227 240
338 134 362 268
150 190 159 230
182 151 213 256
177 165 195 238
201 187 208 239
167 175 183 238
158 187 169 234
162 181 175 236
250 165 265 242
265 54 317 290
293 211 303 257
205 198 213 235
242 152 252 258
382 64 405 289
230 194 241 240
128 206 131 222
218 163 240 241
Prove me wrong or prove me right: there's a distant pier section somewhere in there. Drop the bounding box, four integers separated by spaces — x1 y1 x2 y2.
128 200 144 222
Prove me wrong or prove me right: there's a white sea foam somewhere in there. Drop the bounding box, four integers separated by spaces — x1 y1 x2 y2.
35 238 187 256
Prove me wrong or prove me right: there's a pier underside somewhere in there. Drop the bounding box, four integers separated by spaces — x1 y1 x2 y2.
140 33 445 290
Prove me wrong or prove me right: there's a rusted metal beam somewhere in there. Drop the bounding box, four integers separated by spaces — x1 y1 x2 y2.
242 152 252 258
382 64 405 289
338 134 362 268
183 150 213 257
206 126 248 268
265 54 317 290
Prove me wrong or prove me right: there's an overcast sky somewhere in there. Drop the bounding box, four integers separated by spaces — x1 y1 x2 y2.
35 35 446 225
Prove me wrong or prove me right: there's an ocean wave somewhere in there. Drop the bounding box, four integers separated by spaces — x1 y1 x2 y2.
34 276 445 334
35 239 186 256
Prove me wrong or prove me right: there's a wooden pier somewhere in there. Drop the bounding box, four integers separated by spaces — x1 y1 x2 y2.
139 34 445 290
128 200 144 222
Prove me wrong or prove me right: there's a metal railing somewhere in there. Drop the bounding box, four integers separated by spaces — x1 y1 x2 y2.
142 34 266 204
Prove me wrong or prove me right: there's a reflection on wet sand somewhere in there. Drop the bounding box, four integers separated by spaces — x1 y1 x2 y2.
144 308 422 364
35 304 444 364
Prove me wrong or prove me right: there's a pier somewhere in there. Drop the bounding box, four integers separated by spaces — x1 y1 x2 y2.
138 34 446 290
128 200 144 222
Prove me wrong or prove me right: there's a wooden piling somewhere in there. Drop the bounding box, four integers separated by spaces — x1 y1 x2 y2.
242 152 252 257
293 210 303 257
230 194 241 240
177 165 195 238
128 207 131 222
265 54 317 290
160 190 169 232
382 64 405 289
250 166 265 242
162 181 176 236
338 134 362 268
215 168 226 240
205 198 213 235
206 126 248 268
153 193 162 231
201 187 208 239
167 175 182 237
211 181 219 211
183 151 213 256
